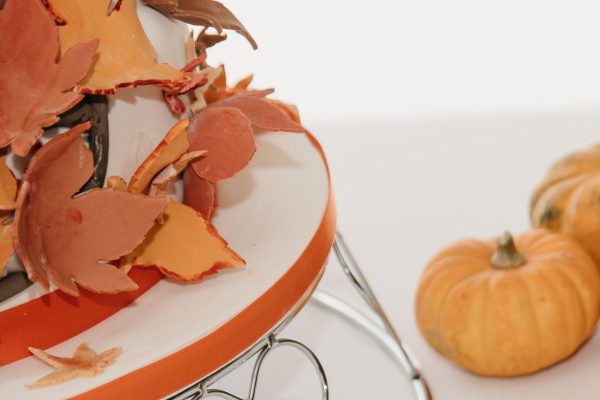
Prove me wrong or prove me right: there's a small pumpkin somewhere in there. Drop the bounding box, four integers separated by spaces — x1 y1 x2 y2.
531 145 600 264
415 229 600 377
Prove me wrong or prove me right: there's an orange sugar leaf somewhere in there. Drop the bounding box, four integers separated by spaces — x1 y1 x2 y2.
127 200 244 282
128 119 190 194
48 0 189 94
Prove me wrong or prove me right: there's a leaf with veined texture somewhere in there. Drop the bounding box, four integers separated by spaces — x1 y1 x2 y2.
13 123 167 297
0 0 97 156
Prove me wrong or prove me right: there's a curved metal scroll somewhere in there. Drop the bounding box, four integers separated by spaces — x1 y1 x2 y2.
174 335 328 400
310 232 432 400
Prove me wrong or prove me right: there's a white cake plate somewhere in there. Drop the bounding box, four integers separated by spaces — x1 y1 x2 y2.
0 131 336 400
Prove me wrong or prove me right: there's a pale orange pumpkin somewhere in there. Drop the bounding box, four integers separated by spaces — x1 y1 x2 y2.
531 145 600 265
415 229 600 376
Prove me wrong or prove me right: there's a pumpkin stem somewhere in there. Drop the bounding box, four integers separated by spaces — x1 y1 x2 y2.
491 231 526 269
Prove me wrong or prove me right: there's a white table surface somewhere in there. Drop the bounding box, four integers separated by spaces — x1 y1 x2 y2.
208 112 600 399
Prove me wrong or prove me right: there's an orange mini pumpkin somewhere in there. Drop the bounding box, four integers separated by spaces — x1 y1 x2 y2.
415 229 600 376
531 145 600 265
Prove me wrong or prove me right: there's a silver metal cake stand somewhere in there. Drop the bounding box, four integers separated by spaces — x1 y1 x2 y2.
167 231 432 400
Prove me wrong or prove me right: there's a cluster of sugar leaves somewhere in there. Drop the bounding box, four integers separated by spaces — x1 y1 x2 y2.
0 0 308 387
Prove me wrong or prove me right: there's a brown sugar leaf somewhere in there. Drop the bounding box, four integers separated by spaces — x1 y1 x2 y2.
128 119 191 194
208 92 306 133
127 200 244 281
28 343 121 388
48 0 190 94
144 0 257 49
183 168 216 220
188 107 255 181
13 123 167 296
0 0 97 156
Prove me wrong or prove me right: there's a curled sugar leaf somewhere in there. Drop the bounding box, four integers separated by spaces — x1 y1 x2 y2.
149 151 206 196
183 168 216 220
208 92 306 133
144 0 257 49
129 119 191 194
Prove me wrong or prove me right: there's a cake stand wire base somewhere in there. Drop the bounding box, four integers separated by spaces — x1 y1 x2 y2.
168 231 431 400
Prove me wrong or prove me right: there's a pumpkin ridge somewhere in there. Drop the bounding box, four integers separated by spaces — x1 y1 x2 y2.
417 264 480 348
551 259 594 336
481 275 492 373
425 265 489 354
517 271 546 369
437 272 489 365
524 230 565 253
536 261 581 353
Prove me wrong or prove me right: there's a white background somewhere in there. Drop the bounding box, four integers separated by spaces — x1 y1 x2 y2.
212 0 600 123
208 1 600 399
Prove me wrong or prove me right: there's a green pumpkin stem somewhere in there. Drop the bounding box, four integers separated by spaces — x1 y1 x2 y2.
491 232 526 269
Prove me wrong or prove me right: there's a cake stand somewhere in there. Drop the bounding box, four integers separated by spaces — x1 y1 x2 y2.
0 130 431 400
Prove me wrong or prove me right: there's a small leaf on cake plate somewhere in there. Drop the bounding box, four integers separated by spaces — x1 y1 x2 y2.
13 123 167 296
129 119 191 194
46 0 190 94
183 168 216 220
208 92 306 133
188 107 255 181
143 0 257 49
0 0 97 156
28 343 121 388
126 200 244 281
